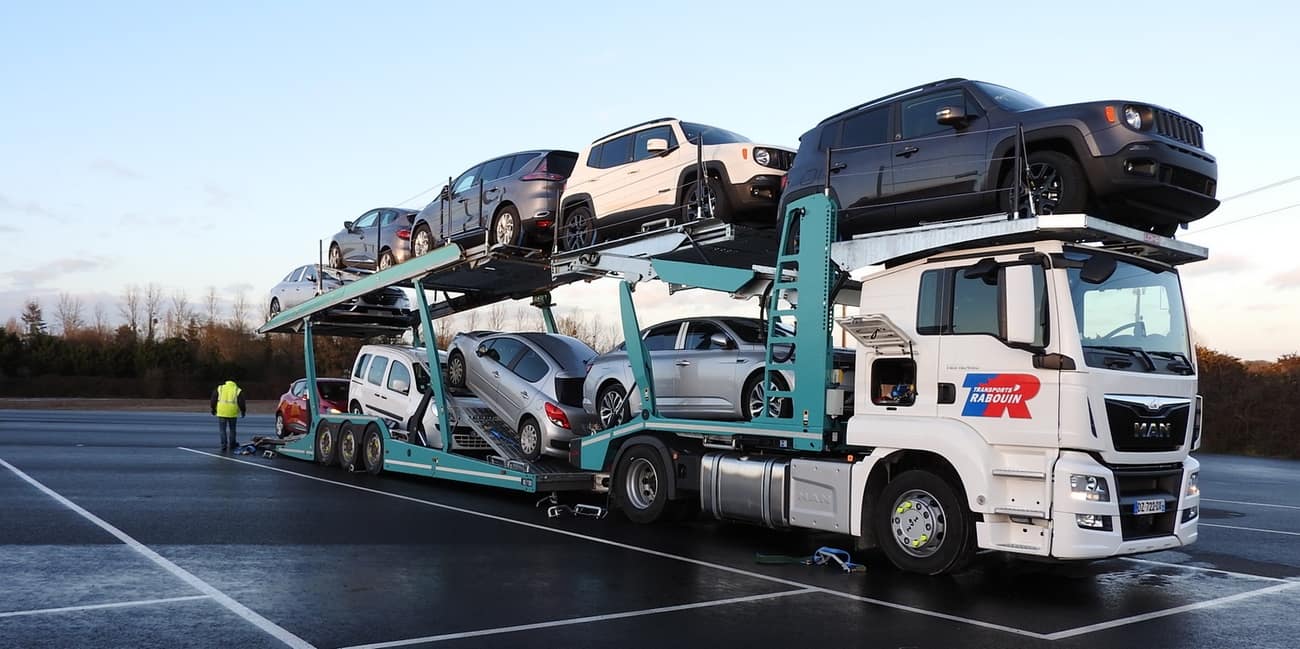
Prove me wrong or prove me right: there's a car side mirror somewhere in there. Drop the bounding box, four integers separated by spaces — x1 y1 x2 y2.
343 220 355 231
936 105 971 129
645 138 669 153
438 185 450 201
1001 265 1038 347
709 333 733 350
475 345 487 358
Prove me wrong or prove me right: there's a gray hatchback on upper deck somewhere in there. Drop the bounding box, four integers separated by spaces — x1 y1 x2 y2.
409 149 578 255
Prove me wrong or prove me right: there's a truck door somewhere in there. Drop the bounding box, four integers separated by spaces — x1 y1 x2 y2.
930 259 1059 446
891 89 991 224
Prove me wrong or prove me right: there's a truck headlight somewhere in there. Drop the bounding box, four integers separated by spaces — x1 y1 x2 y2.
1076 514 1112 530
1186 471 1199 497
1070 474 1110 502
1124 105 1143 130
753 147 772 167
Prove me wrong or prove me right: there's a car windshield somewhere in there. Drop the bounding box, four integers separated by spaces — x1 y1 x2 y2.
1066 251 1193 375
681 122 750 145
974 82 1046 112
720 318 795 344
318 382 348 402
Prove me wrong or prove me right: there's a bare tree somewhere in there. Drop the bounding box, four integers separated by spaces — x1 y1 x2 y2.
55 292 85 336
204 286 219 327
93 303 110 337
512 305 530 331
144 283 163 341
462 308 479 333
487 303 507 331
230 288 250 333
167 289 191 339
119 285 141 335
3 317 20 335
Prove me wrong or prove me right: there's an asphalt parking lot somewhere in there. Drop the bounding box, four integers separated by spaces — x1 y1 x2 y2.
2 409 1298 649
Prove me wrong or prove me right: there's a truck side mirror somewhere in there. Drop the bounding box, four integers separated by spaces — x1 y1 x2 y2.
1001 265 1038 347
936 105 970 129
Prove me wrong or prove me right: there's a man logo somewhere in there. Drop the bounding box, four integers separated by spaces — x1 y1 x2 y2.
1134 421 1172 438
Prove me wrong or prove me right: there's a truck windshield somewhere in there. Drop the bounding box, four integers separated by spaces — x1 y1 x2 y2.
1065 251 1193 375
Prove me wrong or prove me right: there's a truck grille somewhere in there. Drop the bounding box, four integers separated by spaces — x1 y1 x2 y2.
1105 396 1190 452
1154 110 1204 149
1112 464 1183 540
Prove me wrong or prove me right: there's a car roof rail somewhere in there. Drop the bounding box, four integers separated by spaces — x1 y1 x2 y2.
591 117 677 144
815 78 968 126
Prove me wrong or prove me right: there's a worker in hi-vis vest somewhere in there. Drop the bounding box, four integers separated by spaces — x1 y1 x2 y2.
210 379 247 452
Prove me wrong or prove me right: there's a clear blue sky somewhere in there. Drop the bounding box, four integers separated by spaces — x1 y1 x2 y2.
1 0 1297 359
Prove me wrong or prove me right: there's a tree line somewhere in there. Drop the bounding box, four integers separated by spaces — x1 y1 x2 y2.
3 292 1296 458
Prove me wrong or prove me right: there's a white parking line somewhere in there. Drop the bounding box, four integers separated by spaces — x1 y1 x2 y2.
1201 522 1300 537
178 447 1051 640
1045 581 1300 640
340 589 818 649
1203 498 1300 511
0 456 316 649
0 595 211 619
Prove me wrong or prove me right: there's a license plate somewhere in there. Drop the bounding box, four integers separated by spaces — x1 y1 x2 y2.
1133 499 1167 515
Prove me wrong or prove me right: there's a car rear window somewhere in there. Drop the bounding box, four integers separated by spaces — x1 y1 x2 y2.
523 334 597 373
543 151 577 178
319 382 348 402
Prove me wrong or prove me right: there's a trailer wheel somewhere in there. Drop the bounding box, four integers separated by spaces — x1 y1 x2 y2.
314 421 338 466
338 423 361 471
615 445 672 524
362 424 384 475
874 469 975 575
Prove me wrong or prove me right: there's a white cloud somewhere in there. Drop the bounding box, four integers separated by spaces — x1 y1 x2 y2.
88 159 143 180
0 193 57 219
1266 267 1300 290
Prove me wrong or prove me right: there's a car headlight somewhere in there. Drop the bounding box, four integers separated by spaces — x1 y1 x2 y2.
1070 474 1110 502
1186 471 1199 497
753 147 772 167
1123 105 1144 130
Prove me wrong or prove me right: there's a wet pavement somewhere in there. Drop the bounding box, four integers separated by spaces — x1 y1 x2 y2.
2 409 1297 648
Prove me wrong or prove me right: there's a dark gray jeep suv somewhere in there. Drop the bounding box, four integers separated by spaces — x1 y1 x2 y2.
781 78 1218 237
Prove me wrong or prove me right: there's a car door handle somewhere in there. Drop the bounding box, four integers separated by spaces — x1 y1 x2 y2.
675 360 691 366
485 188 501 195
829 162 847 174
735 359 749 364
896 146 919 158
627 169 639 174
492 370 500 378
520 391 529 398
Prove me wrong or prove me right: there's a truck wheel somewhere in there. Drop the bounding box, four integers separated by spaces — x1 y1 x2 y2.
447 351 466 389
597 383 630 428
362 423 384 475
518 416 543 461
1002 151 1088 216
874 469 975 575
615 445 672 523
315 421 338 466
338 423 361 471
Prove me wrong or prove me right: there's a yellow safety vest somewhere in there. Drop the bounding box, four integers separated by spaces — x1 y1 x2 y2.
216 381 241 418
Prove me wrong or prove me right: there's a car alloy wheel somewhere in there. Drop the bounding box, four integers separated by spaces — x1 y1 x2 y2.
412 228 433 257
329 245 343 269
1025 162 1063 214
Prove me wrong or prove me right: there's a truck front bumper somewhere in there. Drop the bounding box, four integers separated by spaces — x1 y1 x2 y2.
1050 451 1199 560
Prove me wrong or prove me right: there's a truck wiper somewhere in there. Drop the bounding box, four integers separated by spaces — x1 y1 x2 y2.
1084 345 1156 372
1145 350 1194 375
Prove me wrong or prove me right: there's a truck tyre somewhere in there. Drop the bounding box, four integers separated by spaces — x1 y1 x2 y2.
447 351 466 389
362 423 384 475
315 421 338 466
615 445 672 523
874 469 975 575
338 423 361 471
596 383 630 428
518 416 543 462
1002 150 1088 217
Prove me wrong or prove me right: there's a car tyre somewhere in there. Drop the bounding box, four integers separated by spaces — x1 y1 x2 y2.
328 244 344 269
314 420 338 466
1002 150 1088 217
874 469 975 575
268 298 281 320
411 225 435 257
683 176 730 222
447 351 467 389
742 372 790 420
362 423 385 475
338 422 361 471
274 412 286 438
597 382 631 429
378 250 396 271
349 401 364 415
518 416 543 462
491 205 523 247
559 203 596 251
